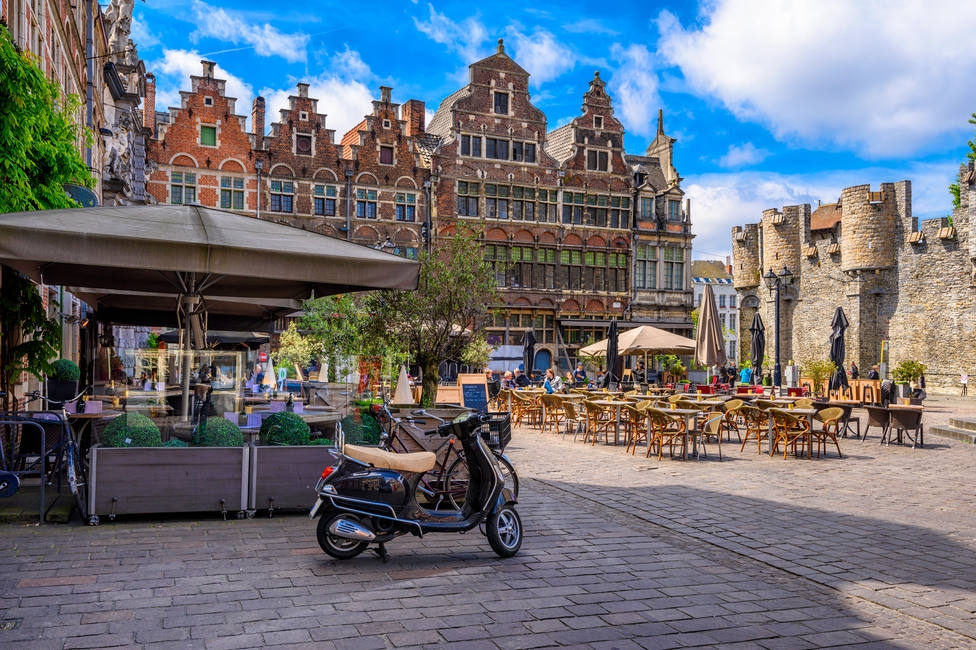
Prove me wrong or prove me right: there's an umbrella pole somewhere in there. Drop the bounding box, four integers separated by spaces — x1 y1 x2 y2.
181 322 192 420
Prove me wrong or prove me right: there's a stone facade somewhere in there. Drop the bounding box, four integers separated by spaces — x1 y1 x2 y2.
733 172 976 393
144 41 694 374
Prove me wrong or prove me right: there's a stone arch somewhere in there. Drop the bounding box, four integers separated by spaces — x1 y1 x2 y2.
512 229 534 243
268 163 296 177
585 298 605 313
563 232 584 246
562 298 581 312
355 225 380 241
538 231 557 245
485 227 508 241
312 168 340 182
219 159 247 173
170 153 198 167
513 297 532 307
537 298 556 309
355 172 379 185
394 176 419 189
586 234 608 247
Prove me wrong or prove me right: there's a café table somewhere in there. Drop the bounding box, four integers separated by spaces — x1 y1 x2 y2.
68 409 122 462
765 407 819 457
588 399 631 444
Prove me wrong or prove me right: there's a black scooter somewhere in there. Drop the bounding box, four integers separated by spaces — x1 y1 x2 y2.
309 412 521 560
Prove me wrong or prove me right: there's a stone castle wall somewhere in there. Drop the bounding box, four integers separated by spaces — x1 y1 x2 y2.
733 174 976 394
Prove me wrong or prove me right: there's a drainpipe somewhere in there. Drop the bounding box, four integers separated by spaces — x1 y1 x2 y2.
344 168 353 240
85 0 94 170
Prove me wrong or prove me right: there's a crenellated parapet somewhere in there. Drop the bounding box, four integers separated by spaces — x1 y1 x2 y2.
839 183 902 272
731 223 761 289
760 205 805 276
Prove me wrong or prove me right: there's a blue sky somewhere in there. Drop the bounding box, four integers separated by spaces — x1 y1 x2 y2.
129 0 976 261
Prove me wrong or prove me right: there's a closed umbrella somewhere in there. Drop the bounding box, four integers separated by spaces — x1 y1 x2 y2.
749 312 765 381
605 319 621 388
522 329 536 378
828 307 850 391
695 284 727 379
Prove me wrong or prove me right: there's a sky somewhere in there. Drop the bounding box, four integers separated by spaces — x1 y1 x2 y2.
128 0 976 262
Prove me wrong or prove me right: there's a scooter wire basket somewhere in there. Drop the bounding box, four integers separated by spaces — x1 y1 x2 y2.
477 412 511 451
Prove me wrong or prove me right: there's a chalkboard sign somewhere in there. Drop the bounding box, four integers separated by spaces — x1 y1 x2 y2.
461 382 488 412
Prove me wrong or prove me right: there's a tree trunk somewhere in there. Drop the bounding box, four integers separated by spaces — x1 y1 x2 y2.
419 357 439 408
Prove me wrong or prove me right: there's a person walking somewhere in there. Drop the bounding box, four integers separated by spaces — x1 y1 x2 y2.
962 372 969 396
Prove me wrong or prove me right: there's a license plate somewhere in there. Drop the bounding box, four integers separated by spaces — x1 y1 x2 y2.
309 497 323 520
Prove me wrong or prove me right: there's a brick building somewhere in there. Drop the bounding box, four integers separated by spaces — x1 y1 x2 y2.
143 40 694 374
732 166 976 394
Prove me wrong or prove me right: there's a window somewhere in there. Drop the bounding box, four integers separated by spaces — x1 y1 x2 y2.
510 186 535 221
356 188 377 218
719 294 726 308
559 249 584 290
512 141 536 163
608 252 628 292
493 92 509 115
485 184 509 219
609 196 630 228
586 150 608 171
663 246 684 290
594 115 603 129
640 197 654 220
200 125 216 146
510 246 534 288
720 314 727 328
300 111 309 121
382 118 391 128
379 146 394 165
668 199 682 221
533 248 556 289
729 313 737 331
460 134 482 157
635 243 657 289
730 295 737 308
395 193 416 221
485 138 509 160
220 176 244 210
314 184 337 216
269 180 294 213
536 189 558 223
170 171 196 205
484 244 508 287
562 192 584 225
295 134 312 156
203 96 214 106
457 181 479 217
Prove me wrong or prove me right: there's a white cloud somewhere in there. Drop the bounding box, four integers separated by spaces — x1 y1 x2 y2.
189 0 309 64
686 160 961 260
607 44 661 138
413 3 489 65
718 142 769 168
657 0 976 158
152 50 254 122
507 29 577 84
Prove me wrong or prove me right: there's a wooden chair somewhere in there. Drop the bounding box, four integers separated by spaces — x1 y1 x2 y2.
721 398 744 443
811 406 844 458
511 391 542 428
623 403 649 454
768 408 812 459
561 401 586 441
644 407 687 460
696 412 724 460
582 400 614 445
738 404 769 454
540 393 564 433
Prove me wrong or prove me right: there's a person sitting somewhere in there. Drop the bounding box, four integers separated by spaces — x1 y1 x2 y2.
573 363 587 384
634 361 646 383
543 368 563 394
501 371 516 389
592 369 606 389
739 365 753 384
513 368 530 388
867 365 880 380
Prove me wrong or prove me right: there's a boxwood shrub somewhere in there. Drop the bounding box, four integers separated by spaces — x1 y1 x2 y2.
259 412 310 446
102 413 162 448
195 417 244 447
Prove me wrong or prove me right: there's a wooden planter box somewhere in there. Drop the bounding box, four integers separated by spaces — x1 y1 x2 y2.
88 445 249 522
248 444 339 513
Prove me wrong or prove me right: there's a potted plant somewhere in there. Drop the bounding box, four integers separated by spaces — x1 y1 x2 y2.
892 359 926 398
800 359 836 397
46 358 81 404
250 411 337 514
88 412 249 523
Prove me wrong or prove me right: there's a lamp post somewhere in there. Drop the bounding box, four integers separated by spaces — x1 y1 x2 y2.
764 266 794 390
254 160 263 219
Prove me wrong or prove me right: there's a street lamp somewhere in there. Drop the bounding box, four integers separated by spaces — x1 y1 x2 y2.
764 266 794 390
254 160 263 219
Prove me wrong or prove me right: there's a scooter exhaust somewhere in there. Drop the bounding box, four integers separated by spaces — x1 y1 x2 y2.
329 517 376 542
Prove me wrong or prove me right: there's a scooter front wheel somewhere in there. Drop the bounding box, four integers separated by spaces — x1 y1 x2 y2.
316 511 369 560
486 505 522 557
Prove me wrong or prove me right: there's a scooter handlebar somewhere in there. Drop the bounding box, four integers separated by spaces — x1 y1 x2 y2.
428 412 489 437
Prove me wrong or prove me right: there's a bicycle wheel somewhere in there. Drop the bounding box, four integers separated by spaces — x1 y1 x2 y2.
493 451 519 498
442 457 471 511
65 440 88 524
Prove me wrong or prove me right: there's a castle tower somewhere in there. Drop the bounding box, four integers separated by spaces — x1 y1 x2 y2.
840 184 898 272
731 223 761 290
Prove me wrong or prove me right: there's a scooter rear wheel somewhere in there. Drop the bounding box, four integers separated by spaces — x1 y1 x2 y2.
316 511 369 559
486 505 522 557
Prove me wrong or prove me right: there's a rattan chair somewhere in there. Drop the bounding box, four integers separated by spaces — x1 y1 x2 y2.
582 400 615 445
738 404 769 454
561 401 586 441
644 407 687 460
623 403 649 454
540 393 564 433
811 406 844 458
768 408 812 459
721 398 744 443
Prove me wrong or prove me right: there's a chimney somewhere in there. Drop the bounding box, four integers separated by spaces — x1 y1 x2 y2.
202 60 215 78
143 73 156 133
297 82 309 98
402 99 426 137
380 85 392 103
252 96 266 138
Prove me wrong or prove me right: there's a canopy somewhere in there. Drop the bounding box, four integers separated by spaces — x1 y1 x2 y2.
0 204 420 327
579 324 695 357
605 319 621 386
522 329 536 374
749 312 766 374
694 284 727 372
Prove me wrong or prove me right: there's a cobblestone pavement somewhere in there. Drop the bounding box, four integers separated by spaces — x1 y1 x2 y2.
0 400 974 649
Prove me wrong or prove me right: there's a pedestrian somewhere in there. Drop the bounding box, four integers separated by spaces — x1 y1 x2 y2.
573 362 587 384
849 361 859 379
962 372 969 396
867 364 880 380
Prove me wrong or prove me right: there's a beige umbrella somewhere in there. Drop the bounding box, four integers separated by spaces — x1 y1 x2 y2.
694 284 727 381
579 324 695 382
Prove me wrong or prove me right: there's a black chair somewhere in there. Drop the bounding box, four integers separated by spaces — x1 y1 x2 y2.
863 405 890 443
885 409 924 448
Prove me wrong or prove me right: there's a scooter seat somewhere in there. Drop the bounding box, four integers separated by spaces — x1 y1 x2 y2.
344 444 437 474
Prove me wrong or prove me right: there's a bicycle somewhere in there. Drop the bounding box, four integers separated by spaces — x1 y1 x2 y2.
0 388 90 523
372 403 518 511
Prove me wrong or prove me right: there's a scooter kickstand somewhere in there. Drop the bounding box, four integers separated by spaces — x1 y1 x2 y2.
373 543 388 563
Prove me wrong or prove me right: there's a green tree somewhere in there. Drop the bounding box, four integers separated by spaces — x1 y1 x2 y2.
361 225 498 406
0 24 93 212
0 24 94 413
299 294 368 382
949 112 976 209
274 321 316 378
